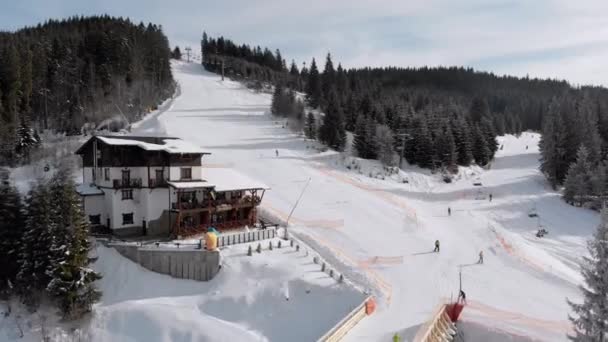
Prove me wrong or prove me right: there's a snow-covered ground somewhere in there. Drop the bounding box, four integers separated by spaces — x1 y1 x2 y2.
1 239 365 342
2 60 597 342
126 60 597 341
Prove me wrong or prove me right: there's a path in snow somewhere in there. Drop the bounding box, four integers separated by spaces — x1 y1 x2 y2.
134 61 598 341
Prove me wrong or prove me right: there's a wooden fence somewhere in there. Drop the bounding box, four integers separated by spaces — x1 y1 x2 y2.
217 227 277 247
317 297 372 342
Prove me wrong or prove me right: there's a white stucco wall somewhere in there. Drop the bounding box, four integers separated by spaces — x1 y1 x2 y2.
169 166 202 181
83 195 105 225
142 188 170 222
110 189 143 230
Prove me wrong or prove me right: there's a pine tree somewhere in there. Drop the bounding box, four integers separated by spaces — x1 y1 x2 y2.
0 178 25 293
319 88 346 151
172 46 182 60
567 208 608 341
452 118 473 166
321 53 335 105
412 118 434 168
354 115 369 158
540 105 569 187
46 172 101 319
306 58 322 108
470 97 490 123
305 112 316 139
17 181 55 307
481 117 499 157
472 124 491 166
563 146 593 205
271 83 284 116
15 115 38 161
435 126 458 171
376 124 395 166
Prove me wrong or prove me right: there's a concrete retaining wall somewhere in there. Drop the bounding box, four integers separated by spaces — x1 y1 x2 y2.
318 296 371 342
109 243 220 281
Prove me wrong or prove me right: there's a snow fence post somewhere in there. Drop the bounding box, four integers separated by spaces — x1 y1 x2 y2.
248 245 253 256
269 241 273 250
322 262 326 272
256 243 262 253
278 240 282 249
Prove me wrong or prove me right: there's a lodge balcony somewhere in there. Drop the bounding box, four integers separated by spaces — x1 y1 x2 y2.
113 178 143 188
171 195 262 212
149 178 168 188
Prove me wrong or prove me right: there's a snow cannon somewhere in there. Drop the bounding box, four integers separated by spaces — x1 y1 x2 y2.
205 231 218 251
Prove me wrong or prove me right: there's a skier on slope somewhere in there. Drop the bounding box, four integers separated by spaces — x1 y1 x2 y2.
478 250 484 264
434 240 440 253
448 207 451 216
275 149 279 157
489 193 493 202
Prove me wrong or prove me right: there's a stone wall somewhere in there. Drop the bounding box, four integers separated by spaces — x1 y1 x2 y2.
109 243 221 281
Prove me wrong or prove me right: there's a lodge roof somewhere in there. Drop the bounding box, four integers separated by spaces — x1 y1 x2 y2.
167 168 269 192
75 135 211 155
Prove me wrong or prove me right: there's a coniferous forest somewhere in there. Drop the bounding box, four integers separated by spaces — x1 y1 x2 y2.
202 33 608 207
0 16 174 164
0 168 101 319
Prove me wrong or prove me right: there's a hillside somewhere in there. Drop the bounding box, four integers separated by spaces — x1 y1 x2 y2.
128 60 598 341
0 16 174 164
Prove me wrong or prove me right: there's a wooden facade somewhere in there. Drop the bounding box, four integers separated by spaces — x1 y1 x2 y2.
171 187 265 238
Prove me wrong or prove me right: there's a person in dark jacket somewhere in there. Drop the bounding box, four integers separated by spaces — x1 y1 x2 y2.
434 240 440 252
448 207 451 216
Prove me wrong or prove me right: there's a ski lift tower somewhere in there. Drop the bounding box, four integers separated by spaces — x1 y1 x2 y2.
185 47 192 62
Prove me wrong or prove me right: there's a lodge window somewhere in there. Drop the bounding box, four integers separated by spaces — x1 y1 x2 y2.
104 168 110 181
155 169 164 181
122 189 133 200
122 213 134 225
180 167 192 180
122 170 131 182
89 214 101 225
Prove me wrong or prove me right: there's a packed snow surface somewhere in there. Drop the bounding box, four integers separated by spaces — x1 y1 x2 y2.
133 61 598 341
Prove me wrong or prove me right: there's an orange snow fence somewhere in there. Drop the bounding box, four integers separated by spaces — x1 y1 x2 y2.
365 298 376 315
205 232 218 250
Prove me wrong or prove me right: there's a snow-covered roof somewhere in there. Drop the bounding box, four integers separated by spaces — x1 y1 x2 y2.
203 168 269 192
76 183 104 196
75 135 210 155
96 136 209 154
167 181 214 189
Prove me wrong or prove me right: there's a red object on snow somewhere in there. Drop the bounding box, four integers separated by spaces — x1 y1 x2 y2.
446 303 465 322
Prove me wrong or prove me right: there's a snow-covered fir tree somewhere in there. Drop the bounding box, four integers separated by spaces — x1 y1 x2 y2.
319 88 346 151
0 177 25 294
46 170 101 319
17 181 56 307
472 124 491 166
305 112 316 139
564 146 594 205
568 207 608 341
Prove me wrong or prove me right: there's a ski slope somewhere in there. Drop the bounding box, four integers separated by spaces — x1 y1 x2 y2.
131 61 598 341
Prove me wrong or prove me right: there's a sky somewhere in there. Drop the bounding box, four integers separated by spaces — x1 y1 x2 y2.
1 0 607 87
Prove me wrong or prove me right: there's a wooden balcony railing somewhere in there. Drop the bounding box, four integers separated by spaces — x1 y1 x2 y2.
113 178 142 188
